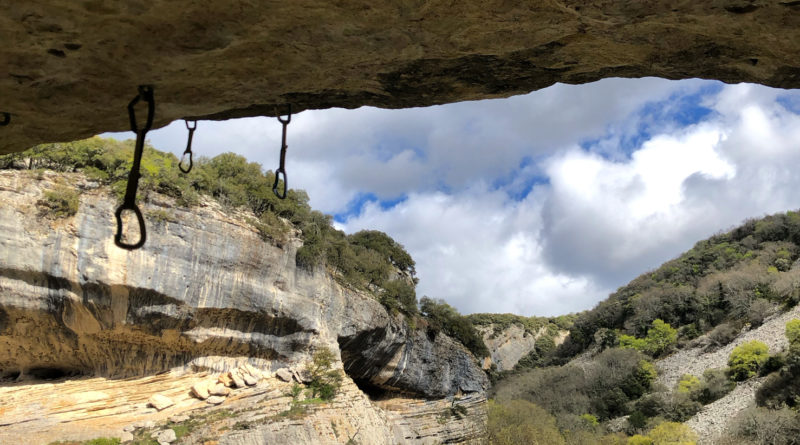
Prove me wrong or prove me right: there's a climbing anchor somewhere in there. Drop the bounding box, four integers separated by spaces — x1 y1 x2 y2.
272 105 291 199
179 119 197 173
114 85 154 250
0 112 10 126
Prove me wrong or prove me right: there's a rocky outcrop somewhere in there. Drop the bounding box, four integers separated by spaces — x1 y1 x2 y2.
479 324 538 372
0 367 486 445
3 1 800 151
339 322 487 398
478 324 569 372
0 170 488 442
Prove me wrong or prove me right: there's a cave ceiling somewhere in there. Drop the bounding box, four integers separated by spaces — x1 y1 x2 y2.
2 0 800 153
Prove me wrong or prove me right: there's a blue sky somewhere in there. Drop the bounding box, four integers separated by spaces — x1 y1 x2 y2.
105 78 800 317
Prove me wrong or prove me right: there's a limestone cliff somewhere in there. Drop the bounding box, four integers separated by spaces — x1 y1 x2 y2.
0 169 488 444
474 318 570 372
3 1 800 151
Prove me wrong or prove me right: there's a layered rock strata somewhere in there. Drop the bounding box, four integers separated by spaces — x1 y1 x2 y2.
0 170 488 443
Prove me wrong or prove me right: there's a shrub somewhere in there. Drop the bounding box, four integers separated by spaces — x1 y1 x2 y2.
487 399 565 445
38 185 79 218
627 435 654 445
747 299 777 327
620 319 677 357
494 348 654 421
755 368 800 408
380 279 418 315
759 354 785 377
580 413 599 426
646 422 697 445
787 319 800 346
728 405 800 445
728 341 770 381
676 375 701 394
306 347 343 401
419 297 489 358
692 368 735 404
701 322 740 351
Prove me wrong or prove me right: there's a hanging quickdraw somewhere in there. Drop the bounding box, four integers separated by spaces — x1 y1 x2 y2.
179 119 197 173
0 112 10 126
114 85 154 250
272 105 291 199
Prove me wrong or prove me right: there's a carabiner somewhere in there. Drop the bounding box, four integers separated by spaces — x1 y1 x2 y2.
272 105 291 199
179 119 196 173
114 85 154 250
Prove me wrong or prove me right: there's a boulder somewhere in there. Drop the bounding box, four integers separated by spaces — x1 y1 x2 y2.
243 374 258 386
275 368 293 382
206 396 226 405
147 394 174 411
154 428 177 444
229 369 246 389
169 414 190 423
209 383 231 397
191 380 214 400
217 373 234 387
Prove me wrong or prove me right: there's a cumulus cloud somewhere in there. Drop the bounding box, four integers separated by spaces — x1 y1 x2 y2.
340 82 800 316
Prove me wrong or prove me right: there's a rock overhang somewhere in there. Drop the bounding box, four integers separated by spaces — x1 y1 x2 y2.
2 0 800 153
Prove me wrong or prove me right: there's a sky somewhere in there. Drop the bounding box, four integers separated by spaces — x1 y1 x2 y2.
104 78 800 317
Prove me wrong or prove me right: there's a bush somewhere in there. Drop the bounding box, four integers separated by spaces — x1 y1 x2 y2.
692 368 735 404
676 375 701 394
627 435 654 445
380 279 418 315
700 322 740 351
727 405 800 445
747 299 777 327
646 422 697 445
787 319 800 346
38 185 79 218
494 348 654 421
420 297 489 358
728 341 770 381
487 399 565 445
306 347 343 401
755 368 800 408
620 319 677 357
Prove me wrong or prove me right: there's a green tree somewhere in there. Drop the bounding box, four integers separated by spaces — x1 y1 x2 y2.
306 347 343 401
420 297 489 358
786 319 800 347
728 340 770 381
647 422 697 445
627 435 654 445
677 374 701 394
620 319 677 357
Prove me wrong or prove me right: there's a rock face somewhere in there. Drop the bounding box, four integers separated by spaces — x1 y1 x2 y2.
3 1 800 151
0 170 488 442
478 324 569 372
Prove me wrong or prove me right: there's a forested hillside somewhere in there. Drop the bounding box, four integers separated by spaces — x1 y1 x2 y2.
489 212 800 444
